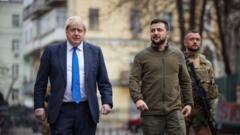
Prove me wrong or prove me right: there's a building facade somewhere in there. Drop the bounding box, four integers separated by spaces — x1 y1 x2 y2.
0 0 23 104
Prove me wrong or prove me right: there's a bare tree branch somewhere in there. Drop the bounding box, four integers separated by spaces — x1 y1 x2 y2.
199 0 207 37
214 0 232 75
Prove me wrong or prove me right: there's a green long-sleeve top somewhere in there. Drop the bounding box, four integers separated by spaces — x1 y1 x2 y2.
129 45 193 115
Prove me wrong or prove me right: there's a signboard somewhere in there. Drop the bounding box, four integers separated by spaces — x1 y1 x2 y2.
215 99 240 125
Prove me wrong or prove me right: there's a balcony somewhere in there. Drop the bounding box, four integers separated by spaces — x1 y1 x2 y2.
23 7 67 55
24 27 65 55
31 0 49 18
23 5 30 20
23 0 49 20
46 0 66 7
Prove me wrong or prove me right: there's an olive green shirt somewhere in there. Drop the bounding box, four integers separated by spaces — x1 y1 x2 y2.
129 45 193 115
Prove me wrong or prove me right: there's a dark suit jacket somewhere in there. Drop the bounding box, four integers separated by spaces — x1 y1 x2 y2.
34 41 113 124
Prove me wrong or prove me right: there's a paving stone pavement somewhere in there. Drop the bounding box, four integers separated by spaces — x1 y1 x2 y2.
1 127 42 135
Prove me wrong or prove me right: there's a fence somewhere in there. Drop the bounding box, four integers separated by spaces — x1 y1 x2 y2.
96 128 142 135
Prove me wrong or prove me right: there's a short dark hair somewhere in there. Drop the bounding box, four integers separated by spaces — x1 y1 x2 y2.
184 30 200 40
150 18 169 31
185 29 199 35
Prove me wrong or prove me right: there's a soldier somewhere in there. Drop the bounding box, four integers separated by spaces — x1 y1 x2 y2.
184 30 219 135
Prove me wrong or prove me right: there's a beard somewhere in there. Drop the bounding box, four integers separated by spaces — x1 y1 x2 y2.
151 37 167 45
187 47 200 52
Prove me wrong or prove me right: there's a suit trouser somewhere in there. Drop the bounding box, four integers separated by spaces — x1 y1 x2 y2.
50 101 97 135
141 110 186 135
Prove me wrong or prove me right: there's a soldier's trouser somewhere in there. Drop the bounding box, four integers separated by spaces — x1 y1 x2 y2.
195 126 211 135
141 110 186 135
185 108 212 135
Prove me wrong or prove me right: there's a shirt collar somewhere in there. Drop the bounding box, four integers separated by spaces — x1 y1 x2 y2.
151 42 169 52
199 54 208 65
67 41 83 51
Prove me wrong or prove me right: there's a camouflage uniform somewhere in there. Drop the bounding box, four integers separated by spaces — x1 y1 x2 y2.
186 54 218 135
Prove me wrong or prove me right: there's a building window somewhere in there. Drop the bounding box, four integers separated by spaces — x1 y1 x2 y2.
12 14 20 27
56 8 67 28
12 64 19 79
12 39 19 52
12 39 19 58
182 0 190 11
164 12 173 31
89 8 99 30
130 9 141 38
24 28 32 43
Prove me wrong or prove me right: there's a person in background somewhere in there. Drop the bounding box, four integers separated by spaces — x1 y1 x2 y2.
34 16 113 135
184 30 218 135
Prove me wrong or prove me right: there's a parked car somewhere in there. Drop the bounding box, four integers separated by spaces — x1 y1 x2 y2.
126 115 141 133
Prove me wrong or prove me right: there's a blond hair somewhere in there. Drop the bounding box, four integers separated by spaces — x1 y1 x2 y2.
64 16 86 32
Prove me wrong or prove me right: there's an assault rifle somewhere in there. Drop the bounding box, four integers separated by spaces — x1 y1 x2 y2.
186 60 217 135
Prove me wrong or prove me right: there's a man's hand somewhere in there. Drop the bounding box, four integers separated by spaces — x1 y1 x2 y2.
182 105 192 117
34 108 46 121
136 99 149 112
101 104 112 115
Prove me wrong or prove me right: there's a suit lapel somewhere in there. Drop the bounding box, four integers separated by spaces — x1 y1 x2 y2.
83 42 90 81
58 42 67 82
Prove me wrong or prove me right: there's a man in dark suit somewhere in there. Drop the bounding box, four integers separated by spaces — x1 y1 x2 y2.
34 16 113 135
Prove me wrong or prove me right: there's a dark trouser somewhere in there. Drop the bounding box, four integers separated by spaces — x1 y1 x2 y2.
185 107 212 135
141 110 186 135
50 101 97 135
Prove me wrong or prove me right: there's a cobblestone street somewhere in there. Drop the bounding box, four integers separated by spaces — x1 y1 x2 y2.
1 127 41 135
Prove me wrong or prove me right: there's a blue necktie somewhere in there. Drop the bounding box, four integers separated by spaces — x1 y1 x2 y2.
72 47 81 103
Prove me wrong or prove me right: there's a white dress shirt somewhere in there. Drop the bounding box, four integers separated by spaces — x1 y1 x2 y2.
63 41 87 102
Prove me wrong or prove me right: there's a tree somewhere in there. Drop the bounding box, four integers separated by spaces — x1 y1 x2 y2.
112 0 240 75
176 0 185 51
214 0 240 75
0 63 17 104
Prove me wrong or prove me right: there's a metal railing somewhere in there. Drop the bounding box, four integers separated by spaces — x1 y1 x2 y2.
96 128 143 135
